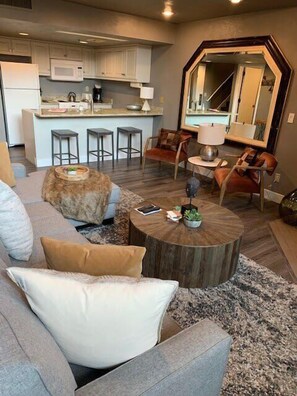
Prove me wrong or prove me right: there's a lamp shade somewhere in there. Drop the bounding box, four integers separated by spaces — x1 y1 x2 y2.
140 87 154 100
197 123 226 145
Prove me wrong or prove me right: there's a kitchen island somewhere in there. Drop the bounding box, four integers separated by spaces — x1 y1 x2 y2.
22 108 163 167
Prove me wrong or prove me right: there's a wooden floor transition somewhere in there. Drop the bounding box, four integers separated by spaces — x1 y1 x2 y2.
10 146 296 284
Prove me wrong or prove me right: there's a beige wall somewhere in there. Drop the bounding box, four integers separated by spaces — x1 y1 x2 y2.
151 7 297 194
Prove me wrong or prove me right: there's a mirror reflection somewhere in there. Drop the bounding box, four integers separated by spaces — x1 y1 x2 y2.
185 51 276 142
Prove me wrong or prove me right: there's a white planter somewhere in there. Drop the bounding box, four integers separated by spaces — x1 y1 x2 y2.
184 218 202 228
67 170 77 175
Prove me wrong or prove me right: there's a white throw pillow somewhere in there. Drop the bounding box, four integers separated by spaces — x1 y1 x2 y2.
0 180 33 261
7 267 178 369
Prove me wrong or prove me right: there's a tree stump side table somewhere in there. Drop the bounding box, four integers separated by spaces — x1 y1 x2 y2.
129 197 244 288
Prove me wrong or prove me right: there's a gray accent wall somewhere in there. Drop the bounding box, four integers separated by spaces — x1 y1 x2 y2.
150 7 297 195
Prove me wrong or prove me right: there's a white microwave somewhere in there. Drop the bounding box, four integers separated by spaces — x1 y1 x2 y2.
50 59 83 81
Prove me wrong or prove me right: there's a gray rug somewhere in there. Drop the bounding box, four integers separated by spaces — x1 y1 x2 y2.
80 189 297 396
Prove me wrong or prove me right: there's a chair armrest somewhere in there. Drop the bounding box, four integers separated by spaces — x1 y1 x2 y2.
175 139 188 161
144 136 159 153
11 163 26 179
75 319 231 396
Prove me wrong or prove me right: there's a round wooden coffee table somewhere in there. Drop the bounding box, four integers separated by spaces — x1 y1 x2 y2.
129 197 244 288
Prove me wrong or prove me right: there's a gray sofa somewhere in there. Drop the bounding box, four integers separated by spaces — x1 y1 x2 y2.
0 165 231 396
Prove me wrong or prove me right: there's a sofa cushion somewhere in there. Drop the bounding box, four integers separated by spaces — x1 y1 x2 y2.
0 261 77 396
0 239 11 267
7 267 178 369
0 142 16 187
0 181 33 261
41 237 145 278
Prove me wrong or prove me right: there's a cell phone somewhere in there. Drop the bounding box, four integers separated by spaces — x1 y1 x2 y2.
142 206 160 214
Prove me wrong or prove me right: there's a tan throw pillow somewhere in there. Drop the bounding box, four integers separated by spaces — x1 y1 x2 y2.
0 142 16 187
40 237 145 279
236 148 258 177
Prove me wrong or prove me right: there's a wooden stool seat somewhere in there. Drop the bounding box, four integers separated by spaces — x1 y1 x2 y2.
51 129 80 166
117 126 142 165
87 128 114 169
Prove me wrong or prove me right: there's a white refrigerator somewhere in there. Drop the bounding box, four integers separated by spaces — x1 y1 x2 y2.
0 62 40 145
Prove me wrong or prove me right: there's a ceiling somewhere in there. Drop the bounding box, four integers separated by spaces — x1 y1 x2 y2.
0 0 295 47
64 0 297 24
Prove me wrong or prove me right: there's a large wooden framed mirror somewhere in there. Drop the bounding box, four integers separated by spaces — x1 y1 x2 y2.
178 36 292 152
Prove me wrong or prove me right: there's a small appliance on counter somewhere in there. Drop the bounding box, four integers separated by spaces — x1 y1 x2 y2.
93 84 103 103
67 92 76 102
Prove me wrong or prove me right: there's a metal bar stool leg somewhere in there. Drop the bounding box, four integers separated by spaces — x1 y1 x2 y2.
97 134 100 169
116 129 119 161
111 133 114 169
127 133 131 166
101 135 104 163
59 137 62 165
87 131 90 165
67 137 71 164
76 135 80 164
139 131 143 165
51 133 54 166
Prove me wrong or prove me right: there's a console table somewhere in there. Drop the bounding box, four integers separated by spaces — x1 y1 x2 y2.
129 197 244 288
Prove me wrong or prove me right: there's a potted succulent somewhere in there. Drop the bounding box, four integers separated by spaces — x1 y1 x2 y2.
66 166 77 175
183 208 202 229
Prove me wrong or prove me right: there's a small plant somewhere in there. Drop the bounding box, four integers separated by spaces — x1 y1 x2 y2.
184 208 202 222
67 166 77 171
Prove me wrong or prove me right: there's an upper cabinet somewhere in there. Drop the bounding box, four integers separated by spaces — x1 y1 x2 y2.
0 37 31 56
95 46 151 83
49 44 82 61
31 42 50 76
82 48 95 79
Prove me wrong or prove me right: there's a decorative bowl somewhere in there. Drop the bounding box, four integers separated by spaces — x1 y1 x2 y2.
126 104 142 111
184 218 202 228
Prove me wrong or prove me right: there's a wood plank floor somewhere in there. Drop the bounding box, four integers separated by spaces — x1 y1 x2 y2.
10 146 296 284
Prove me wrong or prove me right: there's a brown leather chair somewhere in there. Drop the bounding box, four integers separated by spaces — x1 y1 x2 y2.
213 151 278 211
142 129 192 180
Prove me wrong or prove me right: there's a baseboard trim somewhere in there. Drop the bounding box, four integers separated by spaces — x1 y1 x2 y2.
264 189 284 204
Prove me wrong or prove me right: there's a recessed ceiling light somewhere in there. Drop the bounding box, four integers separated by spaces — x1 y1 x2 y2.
79 40 88 44
19 32 29 36
230 0 242 4
56 31 127 42
162 1 174 18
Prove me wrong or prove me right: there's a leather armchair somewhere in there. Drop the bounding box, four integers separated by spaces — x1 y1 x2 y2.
213 152 278 211
142 129 192 180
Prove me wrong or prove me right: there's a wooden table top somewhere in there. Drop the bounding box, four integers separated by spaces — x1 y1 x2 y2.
130 197 244 248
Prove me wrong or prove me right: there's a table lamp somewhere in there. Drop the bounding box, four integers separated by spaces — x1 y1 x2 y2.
140 87 154 112
197 123 226 161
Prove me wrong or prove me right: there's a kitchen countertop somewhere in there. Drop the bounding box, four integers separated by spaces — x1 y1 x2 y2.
186 110 232 116
33 107 163 118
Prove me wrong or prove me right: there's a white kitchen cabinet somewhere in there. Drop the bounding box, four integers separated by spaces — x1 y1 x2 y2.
31 42 50 76
82 48 95 78
0 37 31 56
95 46 151 82
50 44 82 60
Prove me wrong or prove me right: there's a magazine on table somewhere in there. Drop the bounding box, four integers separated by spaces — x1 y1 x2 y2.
135 204 161 216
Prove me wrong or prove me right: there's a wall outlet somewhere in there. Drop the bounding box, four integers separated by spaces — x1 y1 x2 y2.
274 173 281 183
287 113 295 124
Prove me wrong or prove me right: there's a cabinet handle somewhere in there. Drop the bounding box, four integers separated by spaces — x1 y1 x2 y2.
121 73 126 76
102 72 105 74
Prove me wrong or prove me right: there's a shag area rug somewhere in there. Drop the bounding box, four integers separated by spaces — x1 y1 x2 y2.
80 189 297 396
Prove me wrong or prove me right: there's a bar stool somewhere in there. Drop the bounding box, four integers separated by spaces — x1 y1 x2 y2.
87 128 114 169
51 129 80 166
116 126 142 165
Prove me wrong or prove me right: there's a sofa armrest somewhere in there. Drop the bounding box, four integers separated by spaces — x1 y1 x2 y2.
12 163 26 179
75 319 231 396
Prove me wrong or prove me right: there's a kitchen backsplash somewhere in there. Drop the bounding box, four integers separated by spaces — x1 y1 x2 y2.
39 77 142 106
